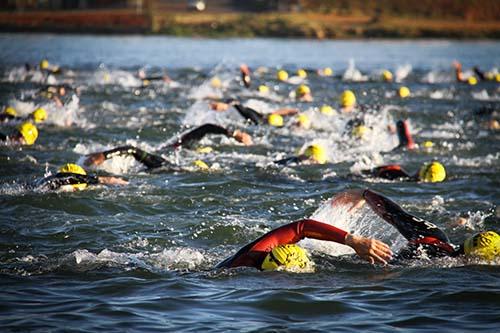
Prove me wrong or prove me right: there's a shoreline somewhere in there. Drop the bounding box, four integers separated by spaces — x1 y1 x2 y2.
1 11 499 39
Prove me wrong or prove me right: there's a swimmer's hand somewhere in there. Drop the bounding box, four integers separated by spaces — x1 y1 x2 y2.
98 176 128 186
232 130 253 146
345 234 392 265
210 102 229 112
83 152 105 166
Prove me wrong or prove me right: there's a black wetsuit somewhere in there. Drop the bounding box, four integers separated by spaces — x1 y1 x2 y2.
362 189 461 260
89 124 235 170
231 103 265 125
31 172 99 191
0 113 16 123
362 164 418 181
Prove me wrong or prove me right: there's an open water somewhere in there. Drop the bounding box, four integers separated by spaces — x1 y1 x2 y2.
0 34 499 332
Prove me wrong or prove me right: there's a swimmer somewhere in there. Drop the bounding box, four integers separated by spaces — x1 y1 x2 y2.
83 124 252 169
0 107 47 124
216 217 392 271
452 61 477 85
212 99 298 127
335 189 500 261
137 69 172 85
0 122 38 146
360 161 446 183
39 59 62 74
32 163 127 192
274 144 328 166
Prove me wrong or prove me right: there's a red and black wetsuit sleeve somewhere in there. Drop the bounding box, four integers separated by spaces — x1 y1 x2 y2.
369 164 414 181
216 219 348 269
32 172 99 191
171 124 232 149
102 145 166 169
362 189 457 257
233 104 264 125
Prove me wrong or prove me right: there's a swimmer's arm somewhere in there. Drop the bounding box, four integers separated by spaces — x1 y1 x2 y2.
173 124 252 148
272 108 299 116
83 145 166 169
97 176 129 185
233 104 263 125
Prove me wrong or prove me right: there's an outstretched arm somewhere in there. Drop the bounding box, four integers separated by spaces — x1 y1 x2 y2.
172 124 252 148
83 145 166 169
217 219 392 269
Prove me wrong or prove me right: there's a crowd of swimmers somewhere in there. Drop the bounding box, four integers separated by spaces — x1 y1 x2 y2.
2 58 499 270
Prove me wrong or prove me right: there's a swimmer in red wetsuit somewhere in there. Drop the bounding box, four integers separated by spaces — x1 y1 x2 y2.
216 208 393 271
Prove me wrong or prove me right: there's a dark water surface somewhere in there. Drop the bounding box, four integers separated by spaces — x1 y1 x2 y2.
1 34 499 332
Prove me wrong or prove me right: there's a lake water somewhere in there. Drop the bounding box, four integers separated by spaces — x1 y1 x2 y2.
1 34 499 332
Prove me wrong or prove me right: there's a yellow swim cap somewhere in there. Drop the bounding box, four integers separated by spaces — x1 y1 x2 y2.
467 76 478 85
193 159 209 170
340 90 356 108
296 84 311 97
399 86 410 98
268 113 284 127
322 67 333 76
31 108 47 123
59 163 86 175
352 125 369 139
277 70 289 82
4 106 17 116
261 244 310 271
319 105 334 115
382 70 393 82
40 59 49 70
58 163 87 190
210 77 222 88
463 231 500 261
496 73 500 82
296 113 311 129
297 69 307 78
258 85 270 93
304 144 327 164
422 140 434 148
196 146 213 154
142 79 150 86
18 122 38 145
418 161 446 182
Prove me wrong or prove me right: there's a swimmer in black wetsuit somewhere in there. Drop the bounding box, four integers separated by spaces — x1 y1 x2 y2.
335 189 499 261
0 122 38 146
210 99 298 127
31 163 127 192
83 124 252 169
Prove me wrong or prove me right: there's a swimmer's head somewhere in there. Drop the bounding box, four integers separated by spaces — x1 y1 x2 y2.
18 122 38 145
193 159 209 170
258 85 270 93
297 69 307 78
382 70 393 82
304 144 327 164
322 67 333 76
267 114 284 127
277 70 289 82
296 84 311 98
4 106 17 116
340 90 356 108
418 161 446 183
463 231 500 261
40 59 49 70
352 124 370 139
398 86 410 98
210 77 222 88
467 76 478 85
296 113 311 129
58 163 87 190
261 244 311 271
31 108 47 123
319 105 334 115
